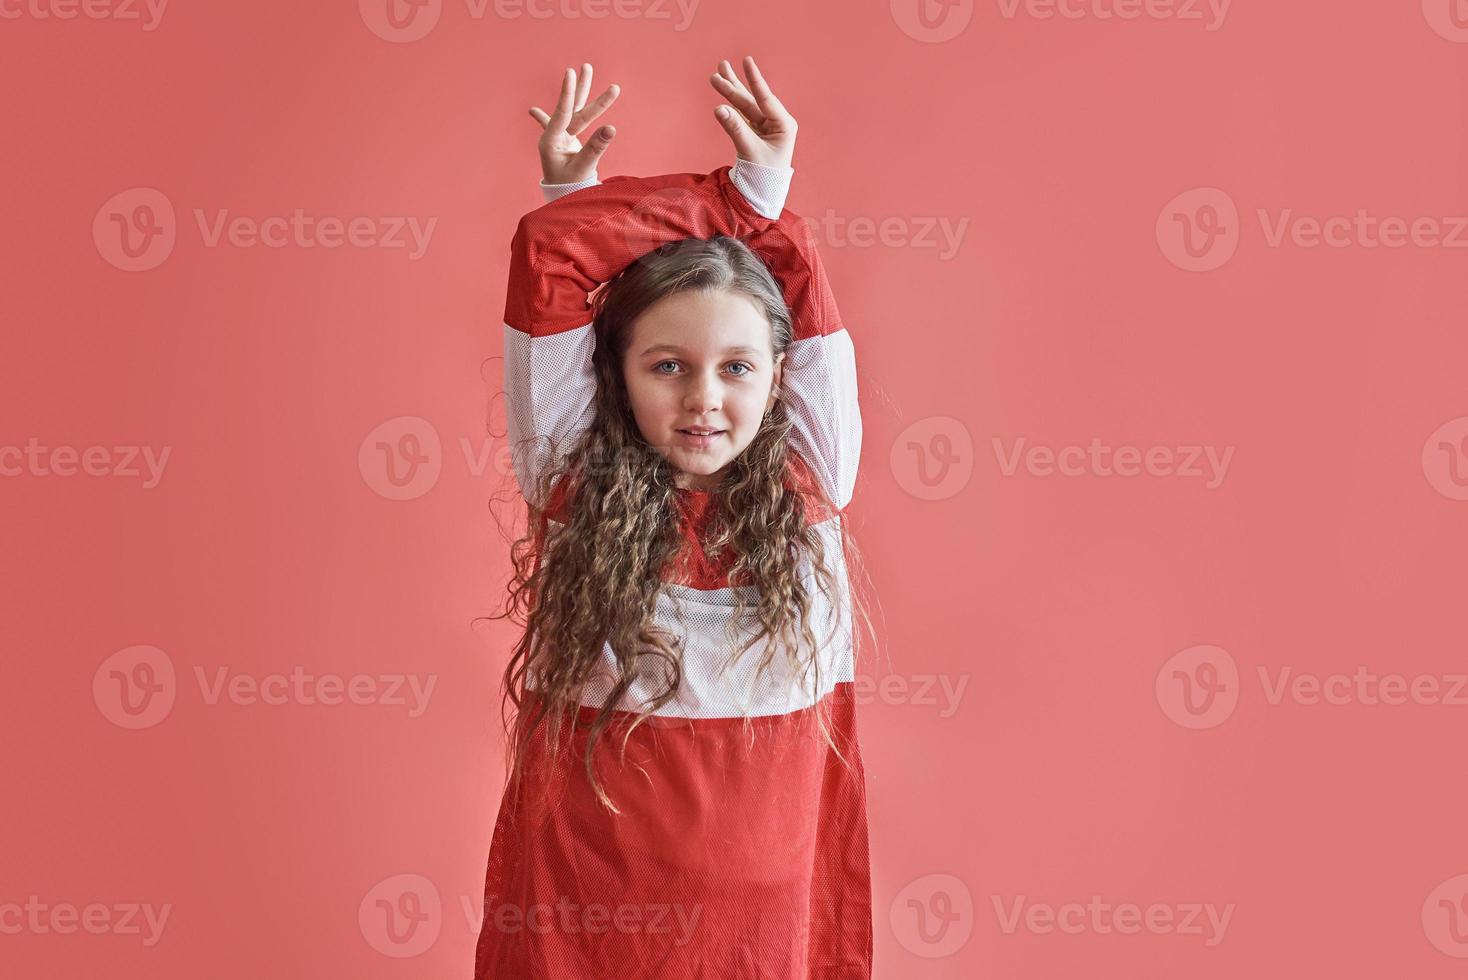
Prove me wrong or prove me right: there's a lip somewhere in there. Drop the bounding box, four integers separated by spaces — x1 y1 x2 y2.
675 428 724 448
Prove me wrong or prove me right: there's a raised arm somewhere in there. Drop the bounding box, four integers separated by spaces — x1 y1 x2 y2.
503 162 791 507
743 213 861 512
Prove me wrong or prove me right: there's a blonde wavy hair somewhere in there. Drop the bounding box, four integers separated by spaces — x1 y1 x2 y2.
481 233 879 815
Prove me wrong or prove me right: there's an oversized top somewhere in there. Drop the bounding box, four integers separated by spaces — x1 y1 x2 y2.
474 161 872 979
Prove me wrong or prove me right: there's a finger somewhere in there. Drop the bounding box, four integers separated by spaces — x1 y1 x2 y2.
547 67 576 133
711 60 765 123
567 83 620 137
716 59 763 117
734 55 792 121
742 55 791 121
573 62 592 113
528 106 551 128
713 104 758 159
572 124 616 169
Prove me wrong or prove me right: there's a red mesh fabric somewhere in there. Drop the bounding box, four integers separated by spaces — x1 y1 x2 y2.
473 684 872 978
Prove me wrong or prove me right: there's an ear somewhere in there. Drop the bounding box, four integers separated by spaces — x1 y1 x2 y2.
767 353 784 410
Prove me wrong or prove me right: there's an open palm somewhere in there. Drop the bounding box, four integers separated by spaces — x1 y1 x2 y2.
528 63 620 185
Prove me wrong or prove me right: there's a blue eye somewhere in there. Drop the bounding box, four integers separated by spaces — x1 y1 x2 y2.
653 361 754 376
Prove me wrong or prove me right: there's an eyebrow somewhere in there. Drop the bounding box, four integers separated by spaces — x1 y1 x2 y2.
639 344 764 358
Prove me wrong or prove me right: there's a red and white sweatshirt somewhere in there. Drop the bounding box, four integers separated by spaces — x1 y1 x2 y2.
474 159 872 979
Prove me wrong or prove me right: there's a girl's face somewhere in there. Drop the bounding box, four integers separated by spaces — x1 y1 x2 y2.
622 289 783 491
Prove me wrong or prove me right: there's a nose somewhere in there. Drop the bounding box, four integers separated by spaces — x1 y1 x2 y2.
682 369 722 413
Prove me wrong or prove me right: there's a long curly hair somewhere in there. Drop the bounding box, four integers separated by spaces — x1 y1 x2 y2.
481 232 879 816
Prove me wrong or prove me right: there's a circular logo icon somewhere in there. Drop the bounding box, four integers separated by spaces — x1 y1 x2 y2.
359 0 442 42
360 873 442 957
1421 416 1468 501
890 0 975 43
94 188 176 272
359 416 442 501
1422 0 1468 42
615 184 718 264
891 416 974 501
1156 644 1239 729
1423 874 1468 956
890 872 973 958
93 645 177 730
1157 187 1239 272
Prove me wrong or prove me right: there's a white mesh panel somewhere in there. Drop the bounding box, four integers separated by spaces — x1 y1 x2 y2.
781 328 861 511
503 321 598 506
530 516 854 720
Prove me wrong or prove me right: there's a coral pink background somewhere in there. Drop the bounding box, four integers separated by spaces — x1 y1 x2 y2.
4 1 1468 977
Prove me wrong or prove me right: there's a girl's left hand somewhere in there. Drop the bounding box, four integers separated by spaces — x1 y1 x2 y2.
709 56 797 170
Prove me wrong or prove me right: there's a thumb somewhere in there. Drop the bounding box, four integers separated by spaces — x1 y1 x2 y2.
714 105 756 158
574 124 616 169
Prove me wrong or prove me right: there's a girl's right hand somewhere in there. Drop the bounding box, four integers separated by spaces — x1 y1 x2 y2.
528 63 620 185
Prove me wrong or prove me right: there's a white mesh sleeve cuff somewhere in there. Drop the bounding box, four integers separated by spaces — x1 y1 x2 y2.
539 174 600 203
538 162 794 214
730 158 794 219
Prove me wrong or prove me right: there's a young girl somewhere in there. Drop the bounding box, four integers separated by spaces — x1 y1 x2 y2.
475 58 877 979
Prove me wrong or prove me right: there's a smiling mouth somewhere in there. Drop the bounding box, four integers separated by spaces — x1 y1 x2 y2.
675 428 724 447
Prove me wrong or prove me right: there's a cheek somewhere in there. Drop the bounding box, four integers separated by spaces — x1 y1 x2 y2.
624 375 669 424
